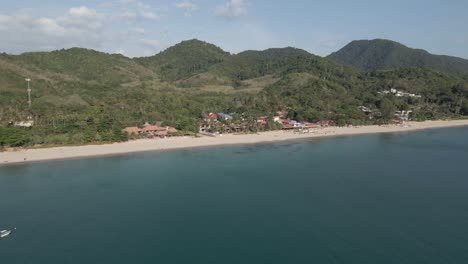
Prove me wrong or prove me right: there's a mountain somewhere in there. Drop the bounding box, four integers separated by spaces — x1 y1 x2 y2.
210 47 321 80
0 39 467 147
7 48 155 84
327 39 468 75
135 39 230 82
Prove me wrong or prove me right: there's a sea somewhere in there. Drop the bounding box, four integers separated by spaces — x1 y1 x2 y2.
1 126 468 264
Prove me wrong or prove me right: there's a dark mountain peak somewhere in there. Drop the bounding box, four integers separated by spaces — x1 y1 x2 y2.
135 39 230 81
146 39 229 59
327 39 468 74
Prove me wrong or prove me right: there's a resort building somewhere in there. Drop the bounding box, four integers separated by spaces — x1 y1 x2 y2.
122 127 142 135
14 120 34 128
122 124 177 137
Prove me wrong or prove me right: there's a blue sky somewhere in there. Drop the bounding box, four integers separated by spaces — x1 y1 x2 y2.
0 0 467 58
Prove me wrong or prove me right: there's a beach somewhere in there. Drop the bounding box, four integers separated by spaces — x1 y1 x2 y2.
1 119 468 165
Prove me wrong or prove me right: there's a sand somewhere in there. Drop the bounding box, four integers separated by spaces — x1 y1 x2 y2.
1 120 468 165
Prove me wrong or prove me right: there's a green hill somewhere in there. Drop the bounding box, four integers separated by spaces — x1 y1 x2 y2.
327 39 468 75
135 39 229 82
210 47 322 80
8 48 155 84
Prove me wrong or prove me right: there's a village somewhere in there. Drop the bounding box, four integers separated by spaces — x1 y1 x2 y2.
121 105 418 140
121 111 336 139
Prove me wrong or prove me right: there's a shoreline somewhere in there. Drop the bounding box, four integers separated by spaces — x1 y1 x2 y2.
1 120 468 166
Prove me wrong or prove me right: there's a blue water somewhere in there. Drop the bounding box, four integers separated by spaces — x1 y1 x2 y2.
1 127 468 264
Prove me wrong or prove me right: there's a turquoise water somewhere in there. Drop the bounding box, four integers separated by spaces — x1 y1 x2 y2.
1 127 468 264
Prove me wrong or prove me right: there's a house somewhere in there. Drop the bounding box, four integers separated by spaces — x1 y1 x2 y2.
273 116 281 123
276 111 287 118
358 106 372 113
142 126 161 134
123 124 176 137
14 120 34 128
122 127 142 134
257 117 267 126
217 112 234 121
287 120 300 127
281 119 292 126
199 123 212 133
395 110 413 121
379 89 422 98
167 127 178 133
282 124 294 130
208 112 218 120
201 112 218 122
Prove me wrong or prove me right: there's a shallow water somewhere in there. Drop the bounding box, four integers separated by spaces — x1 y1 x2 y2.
1 127 468 264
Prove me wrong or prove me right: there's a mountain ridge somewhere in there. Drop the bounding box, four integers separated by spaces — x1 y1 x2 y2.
327 39 468 74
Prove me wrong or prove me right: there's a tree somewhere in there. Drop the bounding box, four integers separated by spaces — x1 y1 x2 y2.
461 100 468 116
379 98 396 120
0 128 29 147
336 119 347 127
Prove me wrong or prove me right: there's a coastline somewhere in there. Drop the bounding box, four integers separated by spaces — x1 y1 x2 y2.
1 120 468 166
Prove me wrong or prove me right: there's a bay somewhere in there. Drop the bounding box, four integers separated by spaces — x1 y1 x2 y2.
1 127 468 264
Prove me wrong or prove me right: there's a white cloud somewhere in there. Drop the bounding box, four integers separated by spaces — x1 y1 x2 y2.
37 17 66 36
215 0 248 18
118 2 160 21
58 6 104 30
68 6 98 18
176 1 199 16
0 7 105 53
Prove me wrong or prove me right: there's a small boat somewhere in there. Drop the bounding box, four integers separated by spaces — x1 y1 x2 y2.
0 230 12 239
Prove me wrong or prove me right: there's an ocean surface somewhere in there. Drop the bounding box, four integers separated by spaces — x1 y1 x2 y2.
1 127 468 264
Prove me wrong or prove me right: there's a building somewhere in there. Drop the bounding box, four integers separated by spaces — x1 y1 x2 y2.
14 120 34 128
199 123 212 133
358 106 372 113
142 126 161 134
257 117 267 126
122 127 142 134
123 125 177 137
379 89 422 98
217 112 233 121
395 110 413 121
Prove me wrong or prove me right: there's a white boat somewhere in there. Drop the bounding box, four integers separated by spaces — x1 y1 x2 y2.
0 230 12 239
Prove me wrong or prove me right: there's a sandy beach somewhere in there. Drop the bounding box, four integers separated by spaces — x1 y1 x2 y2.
1 120 468 165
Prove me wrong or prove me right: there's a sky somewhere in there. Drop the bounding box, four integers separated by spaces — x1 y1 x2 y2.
0 0 467 58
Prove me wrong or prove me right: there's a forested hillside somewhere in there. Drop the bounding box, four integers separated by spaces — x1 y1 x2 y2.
327 39 468 74
1 39 467 147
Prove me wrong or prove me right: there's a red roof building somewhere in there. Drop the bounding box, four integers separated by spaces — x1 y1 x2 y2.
142 126 161 133
122 127 143 134
208 112 218 120
257 117 267 126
